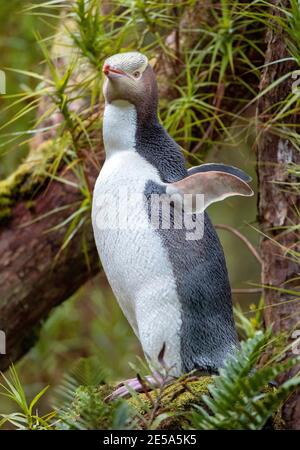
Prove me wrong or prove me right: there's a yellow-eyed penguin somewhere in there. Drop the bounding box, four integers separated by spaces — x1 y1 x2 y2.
92 52 253 398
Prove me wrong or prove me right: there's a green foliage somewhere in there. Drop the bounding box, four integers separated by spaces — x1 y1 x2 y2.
161 0 266 151
56 385 132 430
53 357 133 429
0 365 55 429
190 331 300 430
2 331 300 430
234 298 264 339
284 0 300 67
0 0 59 176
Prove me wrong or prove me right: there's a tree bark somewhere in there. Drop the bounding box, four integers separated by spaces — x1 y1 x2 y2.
257 0 300 430
0 154 102 370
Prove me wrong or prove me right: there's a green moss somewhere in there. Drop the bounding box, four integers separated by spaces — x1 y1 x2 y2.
0 134 70 222
128 376 212 417
128 376 212 413
272 407 285 430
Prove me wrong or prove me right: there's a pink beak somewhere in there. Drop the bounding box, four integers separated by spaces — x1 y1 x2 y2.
103 64 126 78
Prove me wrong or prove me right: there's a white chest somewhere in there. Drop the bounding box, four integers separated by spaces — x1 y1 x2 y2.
92 151 168 321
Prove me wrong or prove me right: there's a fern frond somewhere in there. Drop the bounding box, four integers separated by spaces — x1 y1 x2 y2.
53 356 132 430
190 331 300 430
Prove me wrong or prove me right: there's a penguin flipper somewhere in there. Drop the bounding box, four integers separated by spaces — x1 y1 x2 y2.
166 170 254 214
188 163 252 183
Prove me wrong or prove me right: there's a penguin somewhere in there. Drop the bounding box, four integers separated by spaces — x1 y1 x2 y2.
92 51 253 398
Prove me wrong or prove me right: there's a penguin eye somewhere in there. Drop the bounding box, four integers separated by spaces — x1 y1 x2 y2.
133 70 141 79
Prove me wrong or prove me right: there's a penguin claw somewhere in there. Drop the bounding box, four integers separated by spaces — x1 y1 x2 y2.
105 379 143 402
104 378 147 402
105 373 167 402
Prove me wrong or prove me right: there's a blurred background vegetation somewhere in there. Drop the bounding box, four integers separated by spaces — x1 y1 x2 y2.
0 0 58 176
0 0 261 420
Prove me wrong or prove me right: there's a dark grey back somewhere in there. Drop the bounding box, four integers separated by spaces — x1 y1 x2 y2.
136 120 187 182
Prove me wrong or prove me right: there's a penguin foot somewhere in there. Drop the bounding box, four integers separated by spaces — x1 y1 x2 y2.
105 373 171 402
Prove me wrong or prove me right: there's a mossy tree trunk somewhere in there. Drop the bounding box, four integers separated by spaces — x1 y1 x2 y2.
257 0 300 430
0 149 101 370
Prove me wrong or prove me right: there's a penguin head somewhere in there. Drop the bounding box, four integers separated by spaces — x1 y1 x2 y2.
102 52 158 116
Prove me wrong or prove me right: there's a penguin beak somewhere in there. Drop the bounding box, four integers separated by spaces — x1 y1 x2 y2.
103 64 127 79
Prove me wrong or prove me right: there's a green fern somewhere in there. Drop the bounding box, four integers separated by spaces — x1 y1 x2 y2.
190 331 300 430
56 384 133 430
54 357 133 430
